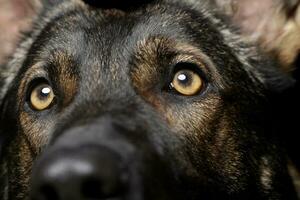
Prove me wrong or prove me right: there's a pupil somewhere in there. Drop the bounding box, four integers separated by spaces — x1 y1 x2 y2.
177 73 190 84
40 87 51 98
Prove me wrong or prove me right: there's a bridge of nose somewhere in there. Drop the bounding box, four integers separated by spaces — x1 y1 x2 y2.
51 117 138 158
73 16 138 102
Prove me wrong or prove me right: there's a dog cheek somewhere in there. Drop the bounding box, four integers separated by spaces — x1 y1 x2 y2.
167 99 251 191
260 156 273 192
202 118 246 187
19 112 52 153
164 95 222 135
6 133 35 199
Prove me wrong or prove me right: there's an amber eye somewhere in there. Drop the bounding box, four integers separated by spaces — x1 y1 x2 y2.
171 68 203 96
29 83 55 111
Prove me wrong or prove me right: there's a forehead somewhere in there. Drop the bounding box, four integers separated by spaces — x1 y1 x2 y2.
25 2 253 96
31 3 232 65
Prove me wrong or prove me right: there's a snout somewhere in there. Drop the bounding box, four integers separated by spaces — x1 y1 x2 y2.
30 146 129 200
29 118 144 200
29 117 175 200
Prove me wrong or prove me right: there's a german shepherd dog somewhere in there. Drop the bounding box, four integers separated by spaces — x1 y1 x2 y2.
0 0 300 199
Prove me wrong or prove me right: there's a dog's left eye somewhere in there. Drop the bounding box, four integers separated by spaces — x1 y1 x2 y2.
29 83 55 111
170 63 204 96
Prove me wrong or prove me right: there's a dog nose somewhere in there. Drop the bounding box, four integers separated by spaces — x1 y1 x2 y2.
30 147 128 200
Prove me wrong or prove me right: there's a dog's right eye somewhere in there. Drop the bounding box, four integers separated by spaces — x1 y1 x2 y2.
168 62 205 96
29 83 55 111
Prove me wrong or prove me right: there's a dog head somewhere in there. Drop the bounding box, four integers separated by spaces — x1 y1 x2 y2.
0 0 298 199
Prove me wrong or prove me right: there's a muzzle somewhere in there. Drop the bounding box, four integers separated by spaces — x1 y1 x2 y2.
29 116 177 200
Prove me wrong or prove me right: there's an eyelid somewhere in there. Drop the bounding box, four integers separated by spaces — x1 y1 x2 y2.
172 42 218 81
21 63 48 89
173 54 212 81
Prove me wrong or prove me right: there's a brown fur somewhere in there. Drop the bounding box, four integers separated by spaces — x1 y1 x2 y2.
0 0 299 199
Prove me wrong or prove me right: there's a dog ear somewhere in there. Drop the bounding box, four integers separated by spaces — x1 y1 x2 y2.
0 0 38 66
214 0 300 71
0 0 39 107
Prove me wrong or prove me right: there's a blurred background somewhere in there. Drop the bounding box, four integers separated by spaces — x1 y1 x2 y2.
0 0 37 66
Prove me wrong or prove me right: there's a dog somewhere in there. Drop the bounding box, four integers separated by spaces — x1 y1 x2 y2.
0 0 299 199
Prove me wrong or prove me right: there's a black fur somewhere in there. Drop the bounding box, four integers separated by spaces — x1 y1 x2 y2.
0 0 298 199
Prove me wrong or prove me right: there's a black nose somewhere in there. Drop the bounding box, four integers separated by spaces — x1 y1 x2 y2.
30 147 128 200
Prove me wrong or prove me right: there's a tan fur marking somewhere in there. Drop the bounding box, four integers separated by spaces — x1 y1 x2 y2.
51 52 78 107
19 111 53 152
17 54 78 152
8 134 34 199
132 37 174 93
288 162 300 198
131 37 224 129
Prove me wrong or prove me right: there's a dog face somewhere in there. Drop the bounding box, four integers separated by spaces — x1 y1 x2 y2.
0 0 298 199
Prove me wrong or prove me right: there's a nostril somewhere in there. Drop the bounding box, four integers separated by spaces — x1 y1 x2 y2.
81 177 126 199
32 184 60 200
81 178 103 199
